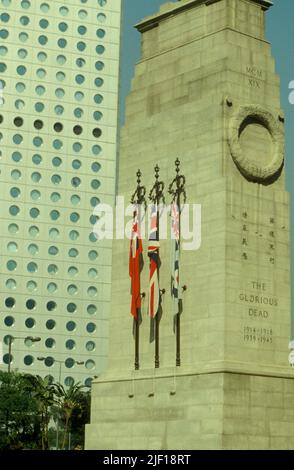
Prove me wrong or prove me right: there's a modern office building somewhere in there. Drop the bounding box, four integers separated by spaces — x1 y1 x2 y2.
0 0 122 386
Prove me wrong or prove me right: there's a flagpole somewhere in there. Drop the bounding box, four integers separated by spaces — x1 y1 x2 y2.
131 170 146 371
149 165 165 369
169 158 186 367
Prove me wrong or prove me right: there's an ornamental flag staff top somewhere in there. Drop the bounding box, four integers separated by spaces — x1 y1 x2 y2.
129 169 146 370
168 158 187 367
148 164 165 368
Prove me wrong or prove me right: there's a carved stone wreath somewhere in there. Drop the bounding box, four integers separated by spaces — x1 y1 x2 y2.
228 105 284 182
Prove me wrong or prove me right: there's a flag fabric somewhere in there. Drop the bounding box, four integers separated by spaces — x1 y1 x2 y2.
171 202 182 325
148 204 160 319
129 206 143 320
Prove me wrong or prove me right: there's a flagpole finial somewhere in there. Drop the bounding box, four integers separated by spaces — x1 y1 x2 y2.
131 169 146 208
149 164 165 204
168 158 186 204
154 164 160 181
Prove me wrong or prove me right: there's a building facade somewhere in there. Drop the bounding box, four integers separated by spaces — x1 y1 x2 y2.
0 0 121 387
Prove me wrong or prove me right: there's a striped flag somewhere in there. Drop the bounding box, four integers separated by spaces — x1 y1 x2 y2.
129 206 143 320
171 202 182 325
148 204 160 319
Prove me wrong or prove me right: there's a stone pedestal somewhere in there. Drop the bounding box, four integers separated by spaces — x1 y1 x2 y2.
86 0 294 449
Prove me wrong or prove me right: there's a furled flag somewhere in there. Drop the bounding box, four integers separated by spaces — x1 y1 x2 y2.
171 202 182 327
148 204 160 319
129 206 143 320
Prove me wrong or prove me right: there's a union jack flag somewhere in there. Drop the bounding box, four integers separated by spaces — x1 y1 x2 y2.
148 204 160 319
171 203 182 324
129 206 143 320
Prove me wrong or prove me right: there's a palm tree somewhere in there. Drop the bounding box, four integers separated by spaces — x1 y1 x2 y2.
52 382 85 450
24 374 56 450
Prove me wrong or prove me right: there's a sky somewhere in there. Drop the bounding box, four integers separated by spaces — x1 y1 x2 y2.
120 0 294 335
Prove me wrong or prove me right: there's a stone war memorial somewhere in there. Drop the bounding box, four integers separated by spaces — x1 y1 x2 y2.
86 0 294 449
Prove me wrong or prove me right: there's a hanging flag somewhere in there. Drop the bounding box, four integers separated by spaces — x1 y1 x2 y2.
171 202 182 325
129 206 143 320
148 204 160 319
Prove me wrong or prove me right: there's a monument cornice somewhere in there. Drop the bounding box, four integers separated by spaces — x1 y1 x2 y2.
135 0 273 33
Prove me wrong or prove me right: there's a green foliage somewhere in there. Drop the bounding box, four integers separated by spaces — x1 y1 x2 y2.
0 371 91 450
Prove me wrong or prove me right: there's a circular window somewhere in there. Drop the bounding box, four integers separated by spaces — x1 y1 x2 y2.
74 91 84 101
90 197 100 207
76 58 85 68
21 0 31 8
96 29 105 39
75 74 85 85
47 301 56 311
86 341 96 352
17 48 27 59
28 244 38 255
8 223 19 234
20 16 30 26
97 13 106 23
95 61 104 71
4 316 14 326
66 339 75 350
77 41 86 52
28 226 39 237
36 68 46 79
12 152 22 162
40 3 50 13
0 14 9 23
47 282 57 293
67 284 78 295
66 321 76 331
44 356 54 367
67 303 76 313
50 192 61 203
56 54 66 65
0 29 9 39
65 376 74 387
73 125 82 135
50 210 60 220
39 18 49 29
56 71 65 81
16 82 25 93
88 268 98 279
96 45 105 55
78 9 87 19
88 250 98 261
54 122 63 133
34 119 43 130
32 155 42 165
86 322 96 333
5 297 15 308
3 353 13 365
30 190 40 201
26 299 36 310
35 102 45 112
55 88 65 98
48 246 59 256
55 105 64 115
27 280 37 292
49 228 60 240
51 174 61 185
53 139 62 150
92 145 102 155
35 85 45 96
13 134 23 145
77 25 87 35
10 187 20 198
87 304 97 315
19 32 28 42
59 6 69 16
45 338 55 348
98 0 107 6
48 264 58 274
73 142 82 153
9 205 20 216
88 286 97 297
25 317 35 328
85 359 95 370
33 136 43 147
94 111 103 122
71 177 81 188
58 22 68 32
24 355 34 366
11 170 21 180
91 179 101 189
94 94 103 104
6 279 16 290
31 172 41 182
13 116 23 127
38 35 48 45
68 248 78 258
68 266 78 276
93 128 102 138
57 38 67 48
46 319 56 330
27 262 37 273
70 195 80 205
37 51 47 62
7 242 18 253
65 358 75 368
74 108 83 118
70 212 80 223
30 207 40 218
69 230 79 240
